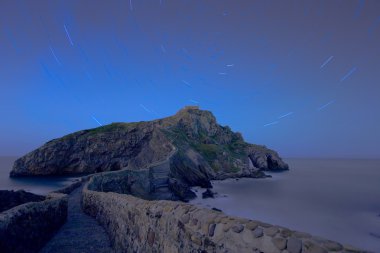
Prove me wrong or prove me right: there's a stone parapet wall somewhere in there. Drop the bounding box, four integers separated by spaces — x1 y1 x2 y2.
0 193 68 253
83 177 368 253
0 190 45 213
53 180 83 195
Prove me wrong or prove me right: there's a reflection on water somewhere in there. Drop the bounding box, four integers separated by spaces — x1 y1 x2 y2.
0 157 78 195
191 159 380 252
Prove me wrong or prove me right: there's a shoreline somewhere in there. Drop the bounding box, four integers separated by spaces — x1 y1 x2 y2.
1 158 379 252
81 169 371 253
189 171 380 252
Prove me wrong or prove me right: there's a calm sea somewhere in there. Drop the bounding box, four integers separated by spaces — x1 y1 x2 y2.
0 156 78 195
1 157 379 251
191 159 380 252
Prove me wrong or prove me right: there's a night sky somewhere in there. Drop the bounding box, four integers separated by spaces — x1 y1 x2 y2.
1 0 379 158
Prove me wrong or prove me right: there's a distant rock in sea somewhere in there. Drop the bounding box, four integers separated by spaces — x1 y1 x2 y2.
202 188 215 199
11 106 288 201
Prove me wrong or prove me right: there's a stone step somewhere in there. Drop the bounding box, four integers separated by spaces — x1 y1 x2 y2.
154 183 169 189
153 176 168 182
153 164 169 170
151 186 172 199
151 191 173 200
152 172 169 177
153 174 168 178
151 164 170 173
155 185 170 191
153 175 169 179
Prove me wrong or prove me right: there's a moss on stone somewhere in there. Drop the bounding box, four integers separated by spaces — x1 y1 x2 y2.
193 143 221 162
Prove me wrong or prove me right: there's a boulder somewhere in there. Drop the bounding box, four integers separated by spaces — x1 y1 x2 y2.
202 188 215 199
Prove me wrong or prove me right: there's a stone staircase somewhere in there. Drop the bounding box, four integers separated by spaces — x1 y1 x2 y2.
149 160 173 200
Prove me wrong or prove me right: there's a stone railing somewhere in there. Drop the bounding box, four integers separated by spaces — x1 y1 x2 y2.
0 190 45 213
82 173 368 253
0 192 68 253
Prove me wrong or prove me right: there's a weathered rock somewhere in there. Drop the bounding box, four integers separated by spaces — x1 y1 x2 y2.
280 228 292 237
181 213 190 224
246 221 258 230
322 240 343 251
191 232 203 246
232 224 244 233
253 228 264 238
208 223 216 236
147 230 155 247
341 244 364 253
303 242 328 253
202 188 215 199
272 237 287 250
11 106 288 202
168 178 196 201
293 231 312 238
258 221 272 228
287 237 302 253
264 226 279 237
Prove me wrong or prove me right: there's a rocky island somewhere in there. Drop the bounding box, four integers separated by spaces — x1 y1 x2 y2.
11 106 288 201
4 106 369 253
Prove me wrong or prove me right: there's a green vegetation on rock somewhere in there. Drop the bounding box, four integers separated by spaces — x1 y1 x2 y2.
11 106 289 197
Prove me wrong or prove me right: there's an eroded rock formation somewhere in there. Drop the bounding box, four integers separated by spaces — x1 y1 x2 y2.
11 106 289 201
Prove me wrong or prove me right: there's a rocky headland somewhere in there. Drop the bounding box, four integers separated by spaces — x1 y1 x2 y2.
6 106 371 253
11 106 288 201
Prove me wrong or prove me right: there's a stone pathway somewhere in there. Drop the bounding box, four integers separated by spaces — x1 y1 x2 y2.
150 159 173 199
40 186 114 253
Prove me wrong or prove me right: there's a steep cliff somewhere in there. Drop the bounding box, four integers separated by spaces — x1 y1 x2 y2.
11 106 288 200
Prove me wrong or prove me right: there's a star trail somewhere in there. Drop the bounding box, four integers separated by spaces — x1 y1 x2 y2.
264 121 279 127
63 24 74 46
49 45 62 65
317 100 336 111
340 67 357 83
320 56 334 69
0 0 379 158
91 116 103 126
278 112 294 119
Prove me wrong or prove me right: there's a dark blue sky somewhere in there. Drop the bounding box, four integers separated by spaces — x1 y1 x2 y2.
1 0 379 158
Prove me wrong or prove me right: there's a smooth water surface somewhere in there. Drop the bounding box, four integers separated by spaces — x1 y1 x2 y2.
191 159 380 252
0 156 78 195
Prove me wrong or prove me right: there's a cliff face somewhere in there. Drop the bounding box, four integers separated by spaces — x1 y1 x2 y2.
11 106 288 200
11 122 173 176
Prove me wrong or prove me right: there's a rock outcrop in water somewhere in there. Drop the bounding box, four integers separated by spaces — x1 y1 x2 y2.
11 106 288 200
